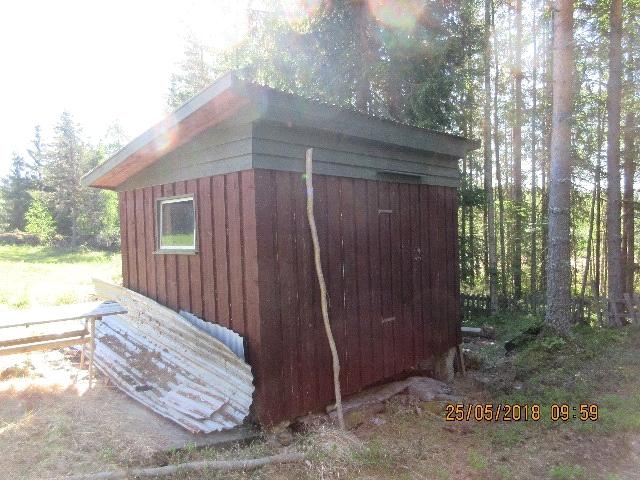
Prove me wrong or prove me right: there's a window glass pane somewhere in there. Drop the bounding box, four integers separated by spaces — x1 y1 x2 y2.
160 198 195 249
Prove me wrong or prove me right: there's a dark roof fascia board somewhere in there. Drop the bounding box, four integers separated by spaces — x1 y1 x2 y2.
82 74 478 189
243 83 479 159
81 73 242 188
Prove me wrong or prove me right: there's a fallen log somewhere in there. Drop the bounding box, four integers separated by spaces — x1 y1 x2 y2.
65 452 305 480
461 326 496 339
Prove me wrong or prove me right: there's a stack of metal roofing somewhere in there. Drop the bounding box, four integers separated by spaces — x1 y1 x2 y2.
92 279 254 433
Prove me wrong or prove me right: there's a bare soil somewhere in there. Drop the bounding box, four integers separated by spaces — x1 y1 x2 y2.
1 328 638 480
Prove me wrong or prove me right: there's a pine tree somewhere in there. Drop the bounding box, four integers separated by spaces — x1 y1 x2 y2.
606 0 624 325
546 0 574 333
26 125 46 189
44 111 85 248
0 153 32 231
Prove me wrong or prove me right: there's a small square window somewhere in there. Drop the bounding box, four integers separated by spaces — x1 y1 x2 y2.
156 195 197 253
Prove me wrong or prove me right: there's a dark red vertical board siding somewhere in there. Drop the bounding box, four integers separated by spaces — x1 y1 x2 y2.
197 178 215 321
118 171 459 426
143 187 157 299
340 178 360 394
313 174 335 406
152 185 167 306
118 192 129 288
134 189 147 296
353 179 373 387
409 185 424 360
366 181 384 384
125 190 138 292
226 173 245 334
212 175 230 328
186 179 202 317
253 169 285 423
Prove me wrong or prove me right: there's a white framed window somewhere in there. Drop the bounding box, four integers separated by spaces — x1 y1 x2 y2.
156 195 197 253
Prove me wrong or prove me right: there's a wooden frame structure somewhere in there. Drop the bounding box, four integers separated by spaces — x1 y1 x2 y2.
0 301 127 387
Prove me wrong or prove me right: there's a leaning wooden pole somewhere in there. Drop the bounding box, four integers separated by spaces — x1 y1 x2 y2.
305 147 345 430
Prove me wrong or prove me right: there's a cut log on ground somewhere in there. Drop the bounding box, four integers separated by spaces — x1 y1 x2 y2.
65 452 305 480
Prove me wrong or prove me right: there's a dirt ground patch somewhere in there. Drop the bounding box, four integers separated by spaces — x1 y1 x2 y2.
0 350 256 479
1 326 639 479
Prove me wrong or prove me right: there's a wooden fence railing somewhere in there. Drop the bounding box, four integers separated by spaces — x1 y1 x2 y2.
460 294 491 320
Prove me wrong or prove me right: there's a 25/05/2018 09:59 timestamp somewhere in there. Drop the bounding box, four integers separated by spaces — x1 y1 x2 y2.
444 403 599 422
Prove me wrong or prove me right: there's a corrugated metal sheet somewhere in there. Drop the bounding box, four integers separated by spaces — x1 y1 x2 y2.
179 310 245 360
93 279 254 433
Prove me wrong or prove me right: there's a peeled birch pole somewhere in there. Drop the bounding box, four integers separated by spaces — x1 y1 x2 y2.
66 452 305 480
305 147 345 430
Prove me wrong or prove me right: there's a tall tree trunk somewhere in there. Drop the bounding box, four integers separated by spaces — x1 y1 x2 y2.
492 0 507 299
512 0 524 300
530 0 539 300
594 70 605 300
545 0 574 334
484 0 497 312
622 51 636 294
580 181 597 321
623 109 636 294
606 0 624 325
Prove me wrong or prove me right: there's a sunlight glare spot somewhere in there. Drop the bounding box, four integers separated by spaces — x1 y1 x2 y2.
367 0 425 31
279 0 323 26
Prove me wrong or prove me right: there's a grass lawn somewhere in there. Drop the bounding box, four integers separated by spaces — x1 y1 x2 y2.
0 244 638 479
0 244 121 311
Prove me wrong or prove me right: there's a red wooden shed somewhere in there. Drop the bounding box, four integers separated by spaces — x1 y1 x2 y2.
83 74 477 426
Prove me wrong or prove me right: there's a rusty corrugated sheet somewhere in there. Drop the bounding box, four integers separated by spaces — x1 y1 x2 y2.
92 279 254 433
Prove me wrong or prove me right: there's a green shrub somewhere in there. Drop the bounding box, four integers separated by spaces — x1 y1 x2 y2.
25 193 56 245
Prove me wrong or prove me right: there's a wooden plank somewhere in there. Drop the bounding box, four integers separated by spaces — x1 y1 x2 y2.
0 336 89 357
409 184 424 361
0 329 88 348
174 181 192 312
378 181 394 378
420 185 434 357
239 170 260 367
340 177 360 394
153 185 167 306
326 176 347 390
226 173 245 334
448 188 461 345
125 190 138 292
354 179 373 386
275 171 297 416
367 181 384 383
187 179 203 317
163 183 179 311
198 177 216 321
292 170 317 412
252 169 284 424
135 188 148 296
212 175 230 327
0 301 127 328
313 174 334 405
118 192 130 288
143 187 157 299
389 182 403 374
398 183 414 370
433 186 445 354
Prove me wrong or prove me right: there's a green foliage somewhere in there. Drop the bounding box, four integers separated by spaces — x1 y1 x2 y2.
25 192 56 244
0 153 32 230
549 464 587 480
467 450 488 471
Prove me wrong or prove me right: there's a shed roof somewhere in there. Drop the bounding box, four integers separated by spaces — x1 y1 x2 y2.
82 73 478 189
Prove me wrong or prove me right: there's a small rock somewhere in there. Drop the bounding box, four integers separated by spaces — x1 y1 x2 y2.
370 416 386 426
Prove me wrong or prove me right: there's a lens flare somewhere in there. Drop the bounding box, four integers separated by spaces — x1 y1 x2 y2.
151 117 179 156
278 0 323 26
367 0 425 31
